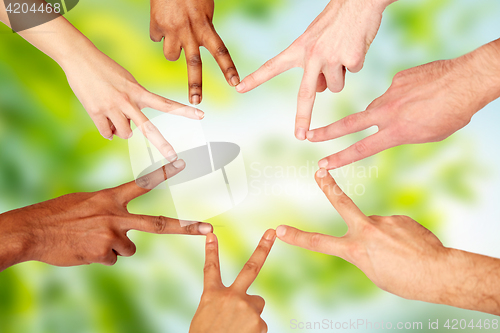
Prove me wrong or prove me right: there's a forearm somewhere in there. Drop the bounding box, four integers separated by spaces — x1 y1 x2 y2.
458 38 500 115
434 249 500 315
0 0 98 69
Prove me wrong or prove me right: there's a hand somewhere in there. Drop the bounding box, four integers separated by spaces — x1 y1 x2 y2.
277 169 500 315
63 48 204 162
190 230 276 333
0 160 212 271
309 43 500 170
236 0 394 140
276 169 450 303
150 0 239 105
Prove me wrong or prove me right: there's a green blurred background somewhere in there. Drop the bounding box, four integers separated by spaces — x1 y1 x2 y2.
1 0 500 331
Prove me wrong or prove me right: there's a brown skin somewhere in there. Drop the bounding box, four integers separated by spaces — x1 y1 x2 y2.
190 230 276 333
0 161 212 271
277 169 500 315
150 0 239 105
309 38 500 170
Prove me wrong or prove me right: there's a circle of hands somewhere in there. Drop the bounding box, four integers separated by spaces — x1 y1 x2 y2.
1 0 500 331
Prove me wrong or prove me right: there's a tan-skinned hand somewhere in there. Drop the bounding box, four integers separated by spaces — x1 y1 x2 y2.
150 0 239 105
276 169 500 315
0 161 212 271
190 230 276 333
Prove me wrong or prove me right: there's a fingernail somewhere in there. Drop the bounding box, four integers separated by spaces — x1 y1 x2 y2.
166 150 178 162
318 159 328 169
276 225 286 238
264 229 276 241
199 223 213 235
296 127 306 141
235 81 245 92
317 168 328 178
192 95 200 105
127 132 133 139
206 233 217 243
230 76 240 87
106 136 113 141
172 159 185 169
195 109 205 119
306 131 314 141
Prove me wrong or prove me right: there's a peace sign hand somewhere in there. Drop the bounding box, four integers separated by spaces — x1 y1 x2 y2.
190 230 276 333
0 161 212 271
276 169 451 303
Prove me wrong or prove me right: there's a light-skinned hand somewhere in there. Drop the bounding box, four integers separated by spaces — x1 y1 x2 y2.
0 1 204 162
276 169 500 315
150 0 239 105
190 230 276 333
0 161 212 271
308 38 500 170
236 0 396 140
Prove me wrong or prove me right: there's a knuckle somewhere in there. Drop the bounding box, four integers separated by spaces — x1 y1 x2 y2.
203 261 220 273
153 216 167 233
159 142 172 152
189 82 202 90
353 140 369 156
263 59 276 72
188 55 202 66
242 261 260 275
184 223 198 234
341 114 358 130
298 87 315 100
143 122 157 133
136 175 151 189
336 195 354 208
254 243 270 255
215 45 229 57
309 233 322 249
224 66 236 75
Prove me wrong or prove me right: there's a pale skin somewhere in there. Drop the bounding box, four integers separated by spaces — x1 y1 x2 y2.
0 160 213 272
277 169 500 315
190 230 276 333
236 0 397 140
0 0 204 162
309 38 500 170
150 0 239 105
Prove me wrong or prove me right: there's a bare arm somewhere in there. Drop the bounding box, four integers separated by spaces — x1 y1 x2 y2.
277 169 500 315
0 0 203 159
0 161 212 271
310 38 500 170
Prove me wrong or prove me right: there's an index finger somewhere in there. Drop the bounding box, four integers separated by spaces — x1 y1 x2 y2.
203 233 223 290
128 110 178 162
314 169 366 227
205 31 239 87
231 229 276 292
114 160 186 204
235 49 295 93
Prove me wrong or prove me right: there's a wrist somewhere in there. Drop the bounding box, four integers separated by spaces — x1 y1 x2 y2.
0 213 31 271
